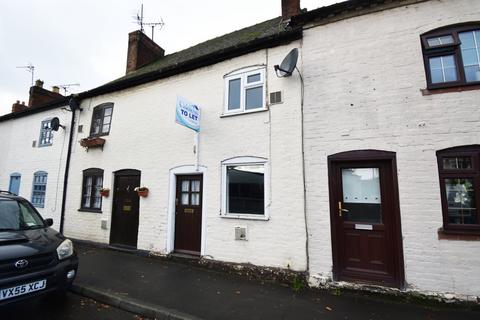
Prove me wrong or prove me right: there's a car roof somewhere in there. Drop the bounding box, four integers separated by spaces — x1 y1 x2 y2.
0 191 25 201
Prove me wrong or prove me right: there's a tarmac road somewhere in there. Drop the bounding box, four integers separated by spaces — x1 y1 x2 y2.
1 292 150 320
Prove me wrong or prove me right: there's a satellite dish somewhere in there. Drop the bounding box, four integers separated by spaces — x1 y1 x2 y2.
50 117 62 131
274 48 299 77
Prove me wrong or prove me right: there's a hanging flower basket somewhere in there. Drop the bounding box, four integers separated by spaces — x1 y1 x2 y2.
134 186 149 197
99 188 110 197
80 137 105 149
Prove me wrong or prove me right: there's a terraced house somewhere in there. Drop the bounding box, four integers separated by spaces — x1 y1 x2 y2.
1 0 479 303
296 0 480 300
0 82 71 231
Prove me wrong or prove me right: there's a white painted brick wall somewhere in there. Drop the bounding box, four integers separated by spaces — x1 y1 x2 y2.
63 43 307 271
0 107 71 230
302 0 480 296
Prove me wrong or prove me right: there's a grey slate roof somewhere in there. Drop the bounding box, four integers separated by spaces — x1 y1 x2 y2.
108 16 291 84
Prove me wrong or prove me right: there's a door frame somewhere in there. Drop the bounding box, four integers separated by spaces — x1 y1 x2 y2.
167 165 207 255
110 169 141 249
327 150 405 288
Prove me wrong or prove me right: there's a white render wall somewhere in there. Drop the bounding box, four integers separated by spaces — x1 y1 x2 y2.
63 42 307 271
0 107 71 230
302 0 480 296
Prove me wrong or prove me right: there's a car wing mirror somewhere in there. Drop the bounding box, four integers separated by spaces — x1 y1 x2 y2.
44 218 53 227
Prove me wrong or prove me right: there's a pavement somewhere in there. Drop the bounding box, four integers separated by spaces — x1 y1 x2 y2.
73 242 480 320
1 292 147 320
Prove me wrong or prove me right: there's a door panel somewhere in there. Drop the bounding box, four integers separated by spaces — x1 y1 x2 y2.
110 171 140 248
174 175 202 254
329 156 404 288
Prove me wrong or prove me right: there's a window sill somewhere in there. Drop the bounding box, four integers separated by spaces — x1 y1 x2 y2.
220 108 268 118
437 227 480 241
421 83 480 96
78 208 102 214
220 213 269 221
38 144 52 148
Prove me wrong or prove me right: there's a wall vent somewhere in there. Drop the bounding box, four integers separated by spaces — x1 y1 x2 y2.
270 91 282 104
78 125 83 133
32 140 36 148
235 226 248 240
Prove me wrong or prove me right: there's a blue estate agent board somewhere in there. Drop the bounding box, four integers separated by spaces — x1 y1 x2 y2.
175 96 201 132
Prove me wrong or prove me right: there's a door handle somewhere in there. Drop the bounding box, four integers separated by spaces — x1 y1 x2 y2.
338 202 349 217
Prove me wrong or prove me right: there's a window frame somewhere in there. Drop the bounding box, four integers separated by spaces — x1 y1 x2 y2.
31 171 48 208
38 118 53 147
89 103 114 137
223 67 266 115
220 156 269 220
79 168 104 213
436 145 480 235
421 23 480 90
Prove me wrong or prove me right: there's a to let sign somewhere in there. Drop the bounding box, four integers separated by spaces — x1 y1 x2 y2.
175 96 200 132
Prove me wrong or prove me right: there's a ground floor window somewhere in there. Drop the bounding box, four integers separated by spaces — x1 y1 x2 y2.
31 171 47 208
81 168 104 211
221 157 268 218
436 145 480 234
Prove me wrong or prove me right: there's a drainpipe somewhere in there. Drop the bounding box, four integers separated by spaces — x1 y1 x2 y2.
59 96 80 234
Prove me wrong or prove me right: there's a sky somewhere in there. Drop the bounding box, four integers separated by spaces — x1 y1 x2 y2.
0 0 343 115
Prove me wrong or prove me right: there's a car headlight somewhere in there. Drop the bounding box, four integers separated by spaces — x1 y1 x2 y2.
57 239 73 260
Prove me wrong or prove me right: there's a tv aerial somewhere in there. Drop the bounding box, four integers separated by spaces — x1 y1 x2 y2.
16 63 35 86
274 48 299 77
134 4 165 41
55 83 80 95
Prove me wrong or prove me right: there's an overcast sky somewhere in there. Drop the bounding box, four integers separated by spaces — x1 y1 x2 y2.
0 0 342 115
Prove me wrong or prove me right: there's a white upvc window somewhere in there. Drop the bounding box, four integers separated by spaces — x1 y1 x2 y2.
221 156 269 220
224 67 266 114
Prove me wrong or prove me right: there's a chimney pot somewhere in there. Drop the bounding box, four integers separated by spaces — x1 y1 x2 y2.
52 86 60 94
22 101 25 105
281 0 301 19
16 100 20 104
35 79 44 88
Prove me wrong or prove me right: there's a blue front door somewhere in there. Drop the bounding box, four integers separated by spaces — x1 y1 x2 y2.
9 174 21 195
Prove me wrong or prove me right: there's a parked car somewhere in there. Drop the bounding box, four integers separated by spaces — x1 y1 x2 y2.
0 191 78 305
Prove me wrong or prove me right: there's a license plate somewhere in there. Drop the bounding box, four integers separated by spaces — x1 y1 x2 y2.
0 279 47 301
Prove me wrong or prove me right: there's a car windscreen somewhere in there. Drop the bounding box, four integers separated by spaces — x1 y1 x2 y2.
0 199 45 231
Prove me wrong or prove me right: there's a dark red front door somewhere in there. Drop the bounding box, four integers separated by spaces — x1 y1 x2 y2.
174 175 203 254
329 152 404 288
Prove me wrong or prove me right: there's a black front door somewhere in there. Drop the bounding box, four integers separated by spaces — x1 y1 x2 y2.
110 170 141 248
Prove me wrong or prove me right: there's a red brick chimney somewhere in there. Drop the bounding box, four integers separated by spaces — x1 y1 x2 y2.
11 100 28 113
282 0 301 19
126 30 165 74
28 79 63 108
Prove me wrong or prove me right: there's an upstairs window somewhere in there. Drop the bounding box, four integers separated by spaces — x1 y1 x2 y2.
90 103 113 137
31 171 48 208
224 68 265 114
436 146 480 235
421 23 480 89
80 168 104 212
39 119 53 147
